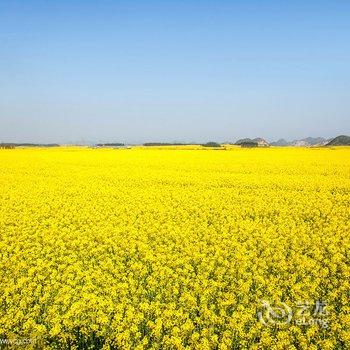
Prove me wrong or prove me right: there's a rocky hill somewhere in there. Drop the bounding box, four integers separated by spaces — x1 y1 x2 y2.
252 138 270 147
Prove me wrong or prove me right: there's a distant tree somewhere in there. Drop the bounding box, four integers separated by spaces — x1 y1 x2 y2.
240 141 258 148
0 143 15 149
96 143 125 147
0 143 59 148
201 142 221 148
143 142 189 146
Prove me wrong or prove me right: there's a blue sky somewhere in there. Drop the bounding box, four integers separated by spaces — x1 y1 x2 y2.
1 0 349 143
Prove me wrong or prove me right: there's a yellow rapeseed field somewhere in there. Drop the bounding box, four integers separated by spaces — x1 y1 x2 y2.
0 146 349 349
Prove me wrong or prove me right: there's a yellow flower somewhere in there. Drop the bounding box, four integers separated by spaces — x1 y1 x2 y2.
0 146 349 348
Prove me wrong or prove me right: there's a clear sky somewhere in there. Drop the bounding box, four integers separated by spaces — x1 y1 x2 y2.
1 0 349 144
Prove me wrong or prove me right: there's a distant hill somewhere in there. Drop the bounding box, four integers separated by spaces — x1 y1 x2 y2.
302 137 327 145
290 139 309 147
234 138 253 145
270 139 289 146
270 137 328 147
290 137 327 146
235 138 269 147
252 138 270 147
326 135 350 146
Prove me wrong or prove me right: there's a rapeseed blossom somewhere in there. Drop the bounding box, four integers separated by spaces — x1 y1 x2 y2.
0 146 349 349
